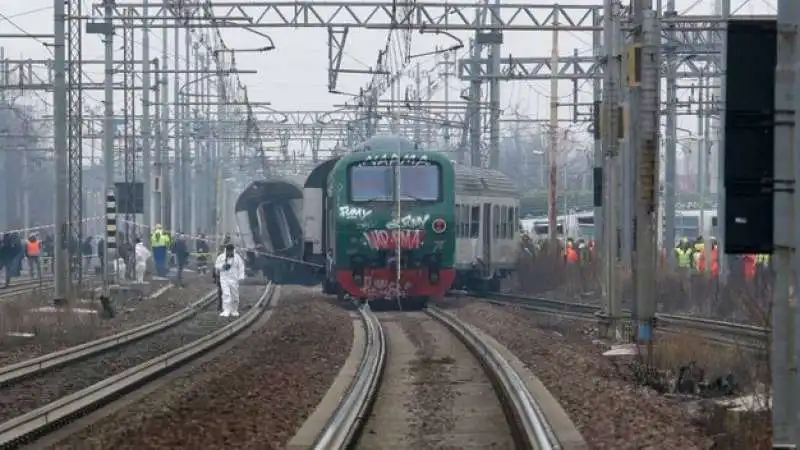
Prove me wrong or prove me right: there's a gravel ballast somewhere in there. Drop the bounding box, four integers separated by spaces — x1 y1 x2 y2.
46 286 353 450
0 283 263 423
440 297 714 450
0 278 209 366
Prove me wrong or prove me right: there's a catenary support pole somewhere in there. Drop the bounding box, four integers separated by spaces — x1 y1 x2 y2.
715 0 730 280
181 27 192 234
141 0 152 230
633 0 661 348
102 0 115 289
663 0 677 262
602 0 621 339
773 0 798 445
547 13 559 245
171 18 180 231
592 9 603 268
153 56 163 226
52 0 70 303
487 0 500 170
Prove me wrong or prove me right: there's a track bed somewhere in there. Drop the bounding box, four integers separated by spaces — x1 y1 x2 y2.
0 283 250 424
41 285 353 450
441 296 714 449
0 279 185 366
356 311 514 449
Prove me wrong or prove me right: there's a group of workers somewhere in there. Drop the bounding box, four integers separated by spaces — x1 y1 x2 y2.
521 231 770 284
673 236 770 280
0 233 46 286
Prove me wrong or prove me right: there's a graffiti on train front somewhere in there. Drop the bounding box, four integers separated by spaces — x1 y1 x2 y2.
363 229 425 249
386 213 430 229
361 277 412 298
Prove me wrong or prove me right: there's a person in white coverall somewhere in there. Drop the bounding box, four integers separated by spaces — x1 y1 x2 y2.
134 238 151 283
214 243 245 317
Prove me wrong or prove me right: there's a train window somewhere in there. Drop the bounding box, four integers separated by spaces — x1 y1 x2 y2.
461 205 469 237
514 207 519 234
493 205 500 239
397 165 441 201
506 206 514 239
456 204 462 237
349 165 393 202
348 163 441 202
500 206 507 239
470 206 480 238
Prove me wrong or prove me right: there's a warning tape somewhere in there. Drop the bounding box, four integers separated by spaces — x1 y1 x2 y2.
2 216 105 236
116 218 323 269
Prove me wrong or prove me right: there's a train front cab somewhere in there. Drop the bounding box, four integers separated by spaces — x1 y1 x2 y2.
332 153 456 309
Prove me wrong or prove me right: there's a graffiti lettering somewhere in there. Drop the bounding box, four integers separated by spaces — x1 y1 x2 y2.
361 277 412 298
358 153 432 167
339 205 372 220
386 214 430 229
363 229 425 249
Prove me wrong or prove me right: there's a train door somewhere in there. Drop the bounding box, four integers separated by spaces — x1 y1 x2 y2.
482 203 492 277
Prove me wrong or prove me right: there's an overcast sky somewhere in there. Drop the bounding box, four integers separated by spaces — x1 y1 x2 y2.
0 0 778 155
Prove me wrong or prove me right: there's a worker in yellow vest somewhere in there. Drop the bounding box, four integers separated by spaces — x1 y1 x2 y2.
674 238 692 274
150 224 172 277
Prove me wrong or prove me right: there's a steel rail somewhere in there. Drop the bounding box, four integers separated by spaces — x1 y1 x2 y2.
426 306 559 450
482 292 769 342
312 303 386 449
0 282 275 446
0 285 211 387
313 303 560 449
0 275 102 302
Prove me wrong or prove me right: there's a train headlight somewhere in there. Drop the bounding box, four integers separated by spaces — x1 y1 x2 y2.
429 268 440 283
351 255 365 286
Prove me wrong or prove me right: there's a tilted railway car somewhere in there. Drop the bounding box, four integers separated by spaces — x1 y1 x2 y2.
303 134 521 308
231 175 308 282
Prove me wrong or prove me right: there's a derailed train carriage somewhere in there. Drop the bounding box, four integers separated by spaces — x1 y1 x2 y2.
231 175 311 283
302 135 521 308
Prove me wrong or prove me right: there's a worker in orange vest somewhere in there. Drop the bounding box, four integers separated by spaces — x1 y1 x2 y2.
25 234 42 282
742 254 756 281
710 240 719 277
694 240 706 273
565 240 579 264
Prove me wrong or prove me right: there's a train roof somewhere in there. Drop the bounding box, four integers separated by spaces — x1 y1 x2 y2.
351 134 419 153
336 142 453 166
453 165 520 198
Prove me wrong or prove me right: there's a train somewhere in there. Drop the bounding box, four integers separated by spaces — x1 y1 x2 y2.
301 134 521 308
519 208 717 246
228 175 310 283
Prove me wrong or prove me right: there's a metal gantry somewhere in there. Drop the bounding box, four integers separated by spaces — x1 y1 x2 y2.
0 3 782 405
67 0 86 290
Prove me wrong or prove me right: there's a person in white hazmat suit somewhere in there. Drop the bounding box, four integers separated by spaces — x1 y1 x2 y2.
133 238 152 284
214 243 245 317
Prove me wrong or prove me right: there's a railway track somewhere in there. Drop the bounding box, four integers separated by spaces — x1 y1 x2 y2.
478 292 768 350
305 304 560 450
0 276 100 302
0 282 276 448
0 279 57 300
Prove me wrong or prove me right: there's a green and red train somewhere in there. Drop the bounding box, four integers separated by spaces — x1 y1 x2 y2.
302 135 521 308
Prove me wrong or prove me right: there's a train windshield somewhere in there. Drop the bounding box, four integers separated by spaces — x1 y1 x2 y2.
349 164 441 202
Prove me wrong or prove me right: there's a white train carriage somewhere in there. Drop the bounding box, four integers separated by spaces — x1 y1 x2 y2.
452 166 521 292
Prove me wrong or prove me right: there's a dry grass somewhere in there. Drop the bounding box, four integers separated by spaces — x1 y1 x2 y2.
642 330 771 449
0 286 103 349
511 249 774 447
